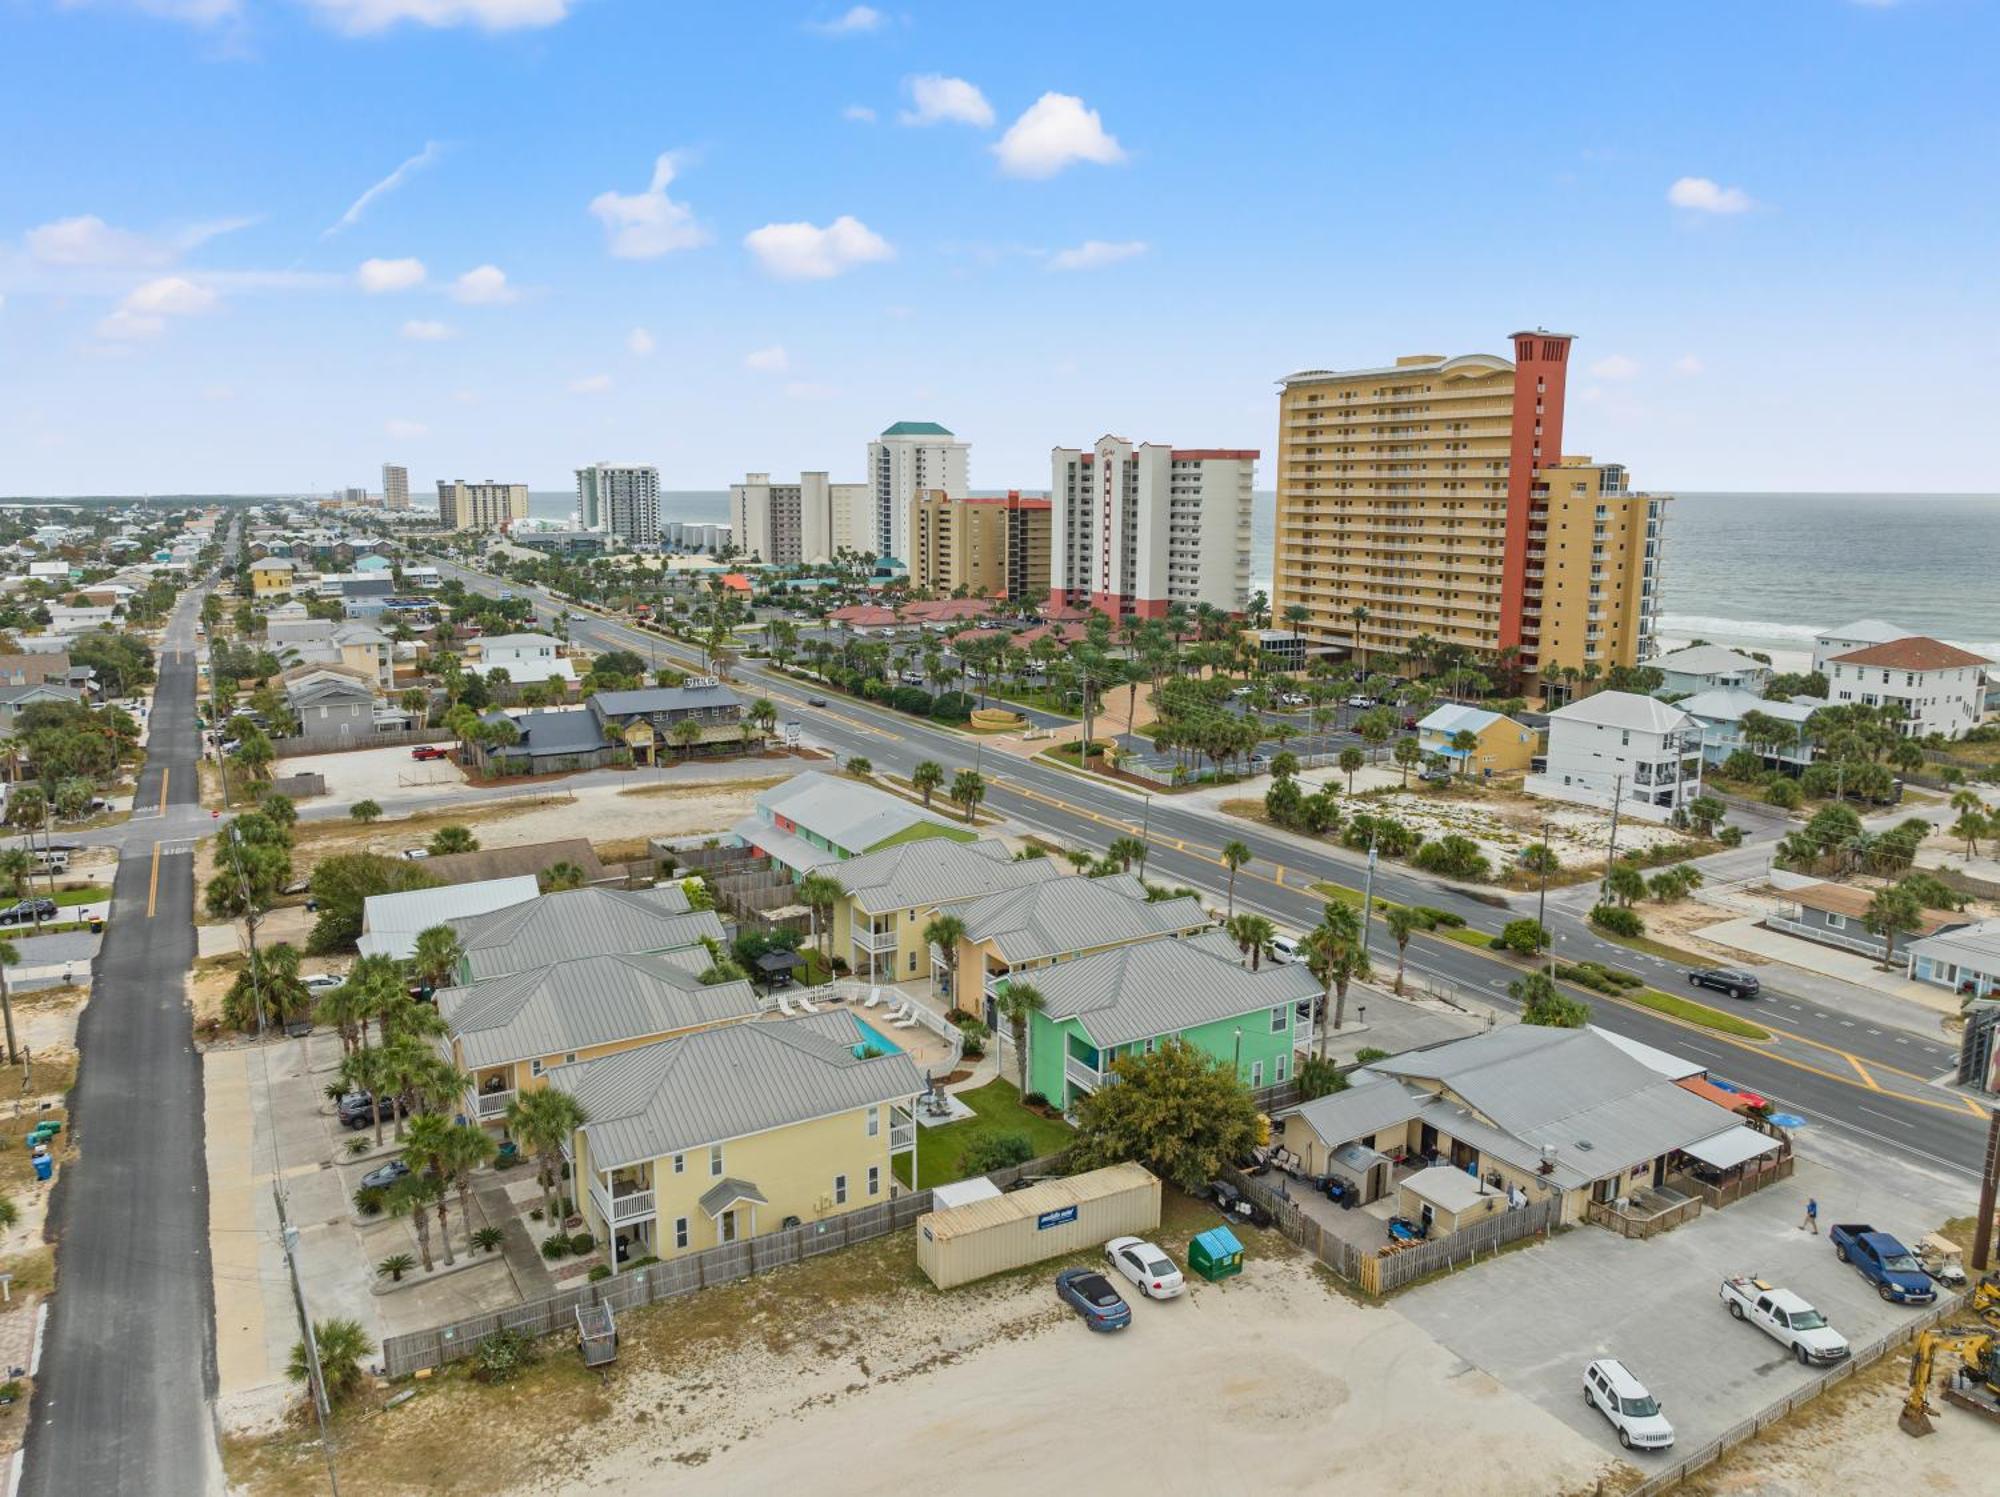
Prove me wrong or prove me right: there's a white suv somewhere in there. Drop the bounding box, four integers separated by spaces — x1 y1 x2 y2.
1583 1359 1674 1451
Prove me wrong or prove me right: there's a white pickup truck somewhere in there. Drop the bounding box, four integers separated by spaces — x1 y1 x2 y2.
1718 1277 1851 1365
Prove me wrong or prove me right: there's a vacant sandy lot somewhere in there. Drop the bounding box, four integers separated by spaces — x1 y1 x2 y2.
274 743 464 806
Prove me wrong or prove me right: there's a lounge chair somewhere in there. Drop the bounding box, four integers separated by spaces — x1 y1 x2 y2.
891 1010 921 1030
796 993 820 1013
775 993 798 1018
863 987 884 1009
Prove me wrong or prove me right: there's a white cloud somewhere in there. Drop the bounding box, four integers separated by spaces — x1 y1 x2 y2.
96 275 218 340
626 327 656 357
993 93 1126 178
1674 354 1705 376
304 0 571 34
324 141 444 237
588 153 709 260
1589 353 1641 380
23 212 253 269
356 257 427 293
451 265 517 304
1049 239 1147 272
1667 176 1755 214
900 76 994 128
569 373 613 395
385 417 429 439
808 5 883 36
743 216 893 280
744 345 790 373
842 105 877 124
400 319 453 341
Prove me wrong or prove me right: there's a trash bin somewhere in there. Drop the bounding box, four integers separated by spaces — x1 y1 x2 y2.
90 918 104 934
1189 1225 1244 1283
31 1153 53 1183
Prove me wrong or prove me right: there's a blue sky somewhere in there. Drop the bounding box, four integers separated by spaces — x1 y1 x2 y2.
3 0 1995 497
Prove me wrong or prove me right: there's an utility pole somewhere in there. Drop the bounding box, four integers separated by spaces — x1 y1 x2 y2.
1359 825 1379 941
1974 1107 2000 1275
1137 793 1153 880
1535 816 1554 977
276 1181 342 1495
1599 773 1625 901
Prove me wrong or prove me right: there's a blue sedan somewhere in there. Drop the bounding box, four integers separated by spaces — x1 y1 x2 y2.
1055 1268 1132 1332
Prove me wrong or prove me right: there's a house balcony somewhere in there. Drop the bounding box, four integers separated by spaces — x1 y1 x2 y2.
852 924 898 954
890 1105 916 1154
589 1176 657 1225
1065 1055 1105 1094
472 1087 515 1121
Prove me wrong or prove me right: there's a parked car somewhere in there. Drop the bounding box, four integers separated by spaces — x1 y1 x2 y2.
1279 692 1308 708
1719 1277 1850 1364
1054 1268 1132 1332
302 971 346 993
1582 1359 1674 1451
1104 1237 1185 1300
807 695 828 708
411 744 450 761
337 1092 400 1130
1345 695 1377 708
0 899 58 925
1268 934 1301 965
1829 1223 1937 1304
1687 968 1761 1000
400 848 430 861
359 1159 411 1192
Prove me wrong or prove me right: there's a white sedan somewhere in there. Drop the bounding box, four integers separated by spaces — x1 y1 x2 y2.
1104 1237 1185 1299
303 972 347 992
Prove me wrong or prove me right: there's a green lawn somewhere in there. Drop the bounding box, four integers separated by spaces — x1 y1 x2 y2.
52 887 106 908
893 1079 1075 1190
1616 987 1771 1040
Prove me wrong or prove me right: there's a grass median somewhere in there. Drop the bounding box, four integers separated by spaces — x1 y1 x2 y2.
1609 986 1771 1040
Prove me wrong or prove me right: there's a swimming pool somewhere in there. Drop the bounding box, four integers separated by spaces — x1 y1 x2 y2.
851 1014 905 1058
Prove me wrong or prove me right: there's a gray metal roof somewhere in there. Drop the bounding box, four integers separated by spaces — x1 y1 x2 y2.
753 770 961 855
1032 938 1320 1049
437 953 759 1069
956 874 1209 964
826 837 1057 913
546 1011 926 1170
590 684 741 717
358 876 542 962
1285 1075 1429 1146
499 706 607 756
1184 928 1245 962
698 1178 769 1217
451 886 724 982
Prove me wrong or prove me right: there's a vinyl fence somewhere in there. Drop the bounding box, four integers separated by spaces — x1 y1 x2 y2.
379 1151 1067 1380
1220 1167 1561 1295
1624 1291 1965 1496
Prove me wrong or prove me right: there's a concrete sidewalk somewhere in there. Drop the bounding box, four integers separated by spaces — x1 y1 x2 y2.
1694 915 1959 1026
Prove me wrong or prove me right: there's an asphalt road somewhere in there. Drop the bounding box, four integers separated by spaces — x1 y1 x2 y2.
21 583 218 1492
444 561 1993 1183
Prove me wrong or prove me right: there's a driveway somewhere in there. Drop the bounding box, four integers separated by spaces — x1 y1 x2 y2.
1392 1139 1967 1461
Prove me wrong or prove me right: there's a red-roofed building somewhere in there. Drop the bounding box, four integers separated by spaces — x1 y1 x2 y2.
1826 635 1991 739
828 603 899 633
718 573 754 593
1049 437 1257 620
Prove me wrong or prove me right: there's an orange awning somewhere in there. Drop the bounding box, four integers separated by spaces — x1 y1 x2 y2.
1677 1076 1761 1112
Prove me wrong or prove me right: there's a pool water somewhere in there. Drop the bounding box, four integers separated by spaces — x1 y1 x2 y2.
851 1014 905 1058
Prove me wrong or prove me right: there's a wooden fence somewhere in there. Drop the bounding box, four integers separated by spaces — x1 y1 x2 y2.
1585 1194 1702 1240
1669 1152 1794 1210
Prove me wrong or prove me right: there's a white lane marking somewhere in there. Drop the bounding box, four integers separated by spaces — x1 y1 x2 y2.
1857 1105 1917 1130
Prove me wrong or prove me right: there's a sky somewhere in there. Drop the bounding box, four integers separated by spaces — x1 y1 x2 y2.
3 0 1997 498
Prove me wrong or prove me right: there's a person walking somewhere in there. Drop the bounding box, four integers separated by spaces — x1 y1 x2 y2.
1799 1196 1818 1234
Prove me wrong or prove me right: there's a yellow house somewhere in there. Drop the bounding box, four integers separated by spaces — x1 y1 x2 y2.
547 1012 925 1267
249 557 297 596
438 953 761 1126
946 873 1212 1027
1415 703 1538 778
818 837 1060 984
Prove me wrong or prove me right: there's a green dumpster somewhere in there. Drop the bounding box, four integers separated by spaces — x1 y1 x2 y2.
1189 1225 1243 1283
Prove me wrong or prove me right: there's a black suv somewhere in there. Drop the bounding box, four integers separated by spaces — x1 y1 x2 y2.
336 1092 401 1130
1688 968 1761 1000
0 898 58 926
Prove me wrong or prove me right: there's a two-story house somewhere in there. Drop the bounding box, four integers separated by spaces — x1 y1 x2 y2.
466 632 578 688
547 1011 924 1269
249 557 297 596
1650 644 1775 698
1526 690 1705 822
1676 687 1817 769
820 838 1059 984
589 682 755 764
443 885 726 984
281 666 378 745
729 770 972 882
1823 636 1990 740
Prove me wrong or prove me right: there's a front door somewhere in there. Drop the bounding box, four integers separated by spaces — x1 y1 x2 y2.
1652 1155 1666 1188
1419 1123 1438 1157
720 1209 738 1243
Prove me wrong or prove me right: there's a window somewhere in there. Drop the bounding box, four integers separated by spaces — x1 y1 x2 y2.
530 1059 544 1077
709 1144 724 1177
564 1052 576 1065
833 1174 848 1206
1276 1053 1289 1083
672 1153 685 1174
1825 913 1846 930
866 1105 880 1138
867 1166 881 1197
674 1217 689 1250
1270 1005 1287 1033
1250 1060 1264 1087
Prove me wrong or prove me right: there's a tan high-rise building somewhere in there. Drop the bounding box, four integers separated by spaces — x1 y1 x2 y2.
906 491 1051 601
1272 332 1665 686
380 464 410 510
436 479 529 532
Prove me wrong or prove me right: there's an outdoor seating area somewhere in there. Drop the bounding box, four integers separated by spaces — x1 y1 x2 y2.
1583 1182 1701 1240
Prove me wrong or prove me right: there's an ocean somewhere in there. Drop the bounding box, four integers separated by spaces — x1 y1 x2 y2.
534 489 2000 660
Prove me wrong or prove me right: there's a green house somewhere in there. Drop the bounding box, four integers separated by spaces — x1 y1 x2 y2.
1023 932 1321 1110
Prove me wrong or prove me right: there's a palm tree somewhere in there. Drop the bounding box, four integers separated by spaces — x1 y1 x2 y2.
288 1317 374 1407
540 860 588 892
504 1087 588 1225
911 760 944 808
0 936 18 1064
314 976 372 1058
1226 912 1277 970
408 924 465 994
338 1046 396 1148
994 979 1045 1097
1304 901 1370 1059
387 1171 443 1272
1220 840 1251 918
428 824 477 856
1952 810 1989 859
401 1112 459 1267
950 768 985 823
922 912 967 1003
1449 729 1480 779
438 1119 496 1258
797 872 844 961
1384 905 1420 996
1105 835 1144 873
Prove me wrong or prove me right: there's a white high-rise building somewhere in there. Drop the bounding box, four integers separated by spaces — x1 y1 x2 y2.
867 421 969 563
380 464 410 511
575 463 660 546
729 473 872 565
1048 437 1257 618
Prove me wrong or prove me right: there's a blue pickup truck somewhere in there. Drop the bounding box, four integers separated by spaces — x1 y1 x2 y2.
1829 1223 1937 1304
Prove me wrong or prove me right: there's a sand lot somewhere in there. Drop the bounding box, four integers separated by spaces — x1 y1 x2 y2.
274 743 465 806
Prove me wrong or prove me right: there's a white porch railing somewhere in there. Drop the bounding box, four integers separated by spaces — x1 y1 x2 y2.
852 925 898 952
890 1123 915 1152
473 1088 515 1120
1064 1055 1102 1094
590 1178 657 1224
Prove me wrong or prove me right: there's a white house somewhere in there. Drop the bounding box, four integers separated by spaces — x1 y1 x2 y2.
467 632 578 687
1525 690 1705 823
1823 636 1989 740
1650 644 1773 698
1676 687 1817 768
1811 619 1904 674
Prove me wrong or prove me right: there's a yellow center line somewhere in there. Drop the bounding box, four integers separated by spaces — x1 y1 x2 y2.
158 765 170 812
147 841 160 919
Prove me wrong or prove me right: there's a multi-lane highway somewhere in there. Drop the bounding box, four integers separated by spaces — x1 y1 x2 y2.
432 557 1992 1181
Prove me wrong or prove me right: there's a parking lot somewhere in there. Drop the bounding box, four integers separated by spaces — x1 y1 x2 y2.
274 742 465 808
1392 1135 1969 1461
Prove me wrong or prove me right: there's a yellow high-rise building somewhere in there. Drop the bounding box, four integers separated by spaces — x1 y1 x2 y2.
1272 332 1665 690
906 490 1051 601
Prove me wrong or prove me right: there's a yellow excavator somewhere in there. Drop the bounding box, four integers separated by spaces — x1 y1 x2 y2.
1901 1328 2000 1436
1973 1276 2000 1329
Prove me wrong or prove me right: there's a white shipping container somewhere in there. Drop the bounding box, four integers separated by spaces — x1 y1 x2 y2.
915 1162 1161 1289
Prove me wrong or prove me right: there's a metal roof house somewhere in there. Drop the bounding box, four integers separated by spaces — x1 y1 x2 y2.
822 838 1059 983
545 1010 925 1269
444 885 722 983
357 875 542 962
730 769 972 880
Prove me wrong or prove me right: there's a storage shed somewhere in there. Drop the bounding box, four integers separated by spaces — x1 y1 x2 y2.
915 1162 1160 1289
1398 1164 1506 1237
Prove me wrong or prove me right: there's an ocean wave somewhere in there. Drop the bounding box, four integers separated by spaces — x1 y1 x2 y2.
1659 614 2000 661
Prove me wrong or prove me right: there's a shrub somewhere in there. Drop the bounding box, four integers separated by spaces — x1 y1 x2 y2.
376 1252 416 1283
1353 1047 1391 1065
1022 1091 1051 1111
1412 835 1491 882
0 1381 20 1405
473 1328 536 1384
540 1235 572 1260
1764 778 1803 810
1588 903 1645 937
471 1226 505 1255
1717 825 1745 847
1498 917 1550 956
1414 906 1465 929
346 1137 370 1157
352 1184 386 1216
567 1231 595 1255
961 1131 1036 1176
588 1265 612 1283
